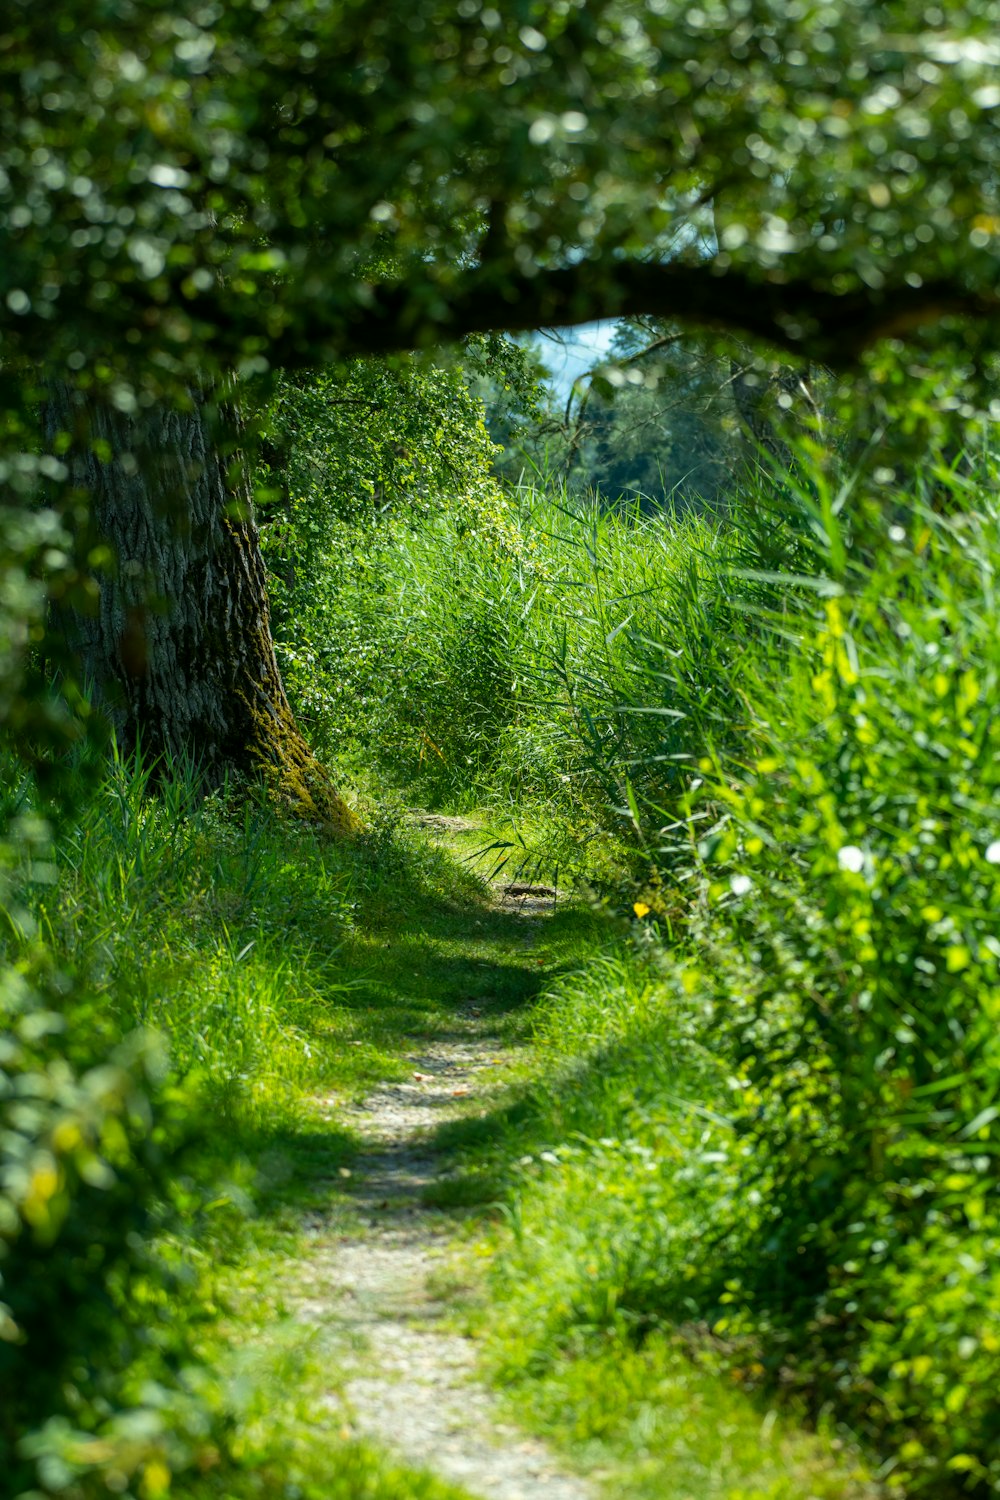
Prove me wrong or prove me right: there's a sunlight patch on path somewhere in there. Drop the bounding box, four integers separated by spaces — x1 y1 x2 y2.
292 1034 596 1500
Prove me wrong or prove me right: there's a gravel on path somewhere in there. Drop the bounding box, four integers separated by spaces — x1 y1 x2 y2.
289 1029 597 1500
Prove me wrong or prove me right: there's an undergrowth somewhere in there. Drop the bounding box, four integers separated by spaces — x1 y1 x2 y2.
411 460 1000 1496
270 444 1000 1494
1 756 511 1499
7 425 1000 1498
268 482 751 836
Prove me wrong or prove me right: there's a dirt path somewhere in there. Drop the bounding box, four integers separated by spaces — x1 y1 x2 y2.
288 900 596 1500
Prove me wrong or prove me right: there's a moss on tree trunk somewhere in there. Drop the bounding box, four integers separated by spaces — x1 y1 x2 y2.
48 384 357 836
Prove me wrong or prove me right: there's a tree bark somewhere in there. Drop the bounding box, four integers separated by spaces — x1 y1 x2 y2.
47 384 357 835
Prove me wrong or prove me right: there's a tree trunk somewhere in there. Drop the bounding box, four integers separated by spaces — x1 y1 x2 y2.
47 384 357 836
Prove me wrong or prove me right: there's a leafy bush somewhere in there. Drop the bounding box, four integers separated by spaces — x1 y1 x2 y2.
472 459 1000 1493
0 957 231 1498
678 487 1000 1490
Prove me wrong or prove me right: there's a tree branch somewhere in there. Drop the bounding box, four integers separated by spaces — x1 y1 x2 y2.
22 257 997 380
234 259 998 371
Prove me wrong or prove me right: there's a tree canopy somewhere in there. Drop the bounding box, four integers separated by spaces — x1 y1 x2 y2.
3 0 1000 401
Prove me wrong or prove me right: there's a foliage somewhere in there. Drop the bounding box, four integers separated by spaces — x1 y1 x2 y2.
500 320 744 512
10 426 1000 1494
4 0 1000 430
257 355 506 540
254 353 537 793
679 476 1000 1491
0 752 507 1499
411 453 1000 1495
6 4 1000 1487
464 947 873 1498
274 412 1000 1491
46 752 359 1127
0 880 231 1498
256 352 525 779
264 472 752 825
571 325 739 511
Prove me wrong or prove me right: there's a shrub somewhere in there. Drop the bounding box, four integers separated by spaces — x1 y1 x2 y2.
482 461 1000 1493
0 958 231 1498
678 489 1000 1489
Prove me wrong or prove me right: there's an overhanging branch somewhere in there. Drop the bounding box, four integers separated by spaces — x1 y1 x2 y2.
248 259 998 370
10 256 997 376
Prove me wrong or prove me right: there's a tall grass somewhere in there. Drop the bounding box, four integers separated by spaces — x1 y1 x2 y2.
1 744 493 1499
283 451 1000 1490
9 440 999 1494
480 466 1000 1494
274 484 759 845
37 746 358 1128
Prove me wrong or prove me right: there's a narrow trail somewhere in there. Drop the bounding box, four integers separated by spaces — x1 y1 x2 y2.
286 883 597 1500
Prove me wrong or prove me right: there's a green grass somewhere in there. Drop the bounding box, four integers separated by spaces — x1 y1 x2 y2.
260 452 1000 1493
417 940 872 1499
2 755 614 1498
499 1336 874 1500
11 446 1000 1498
37 763 600 1118
272 483 752 838
4 753 877 1500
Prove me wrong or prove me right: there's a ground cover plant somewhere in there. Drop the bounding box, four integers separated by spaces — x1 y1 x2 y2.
400 460 1000 1495
257 405 1000 1493
8 364 1000 1497
2 748 877 1500
0 752 514 1498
